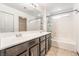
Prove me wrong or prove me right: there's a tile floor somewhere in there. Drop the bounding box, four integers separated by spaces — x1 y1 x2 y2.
46 46 78 56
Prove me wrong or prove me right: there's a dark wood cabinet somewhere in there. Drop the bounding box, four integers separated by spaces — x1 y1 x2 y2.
46 34 51 39
28 38 39 48
46 38 49 52
40 41 45 51
5 42 28 56
46 34 51 50
0 33 51 56
40 50 45 56
39 35 46 56
29 38 39 56
19 50 29 56
48 37 51 50
40 36 45 41
29 44 39 56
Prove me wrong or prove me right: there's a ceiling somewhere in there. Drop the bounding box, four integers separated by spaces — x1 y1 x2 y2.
4 3 42 18
4 3 74 18
39 3 74 15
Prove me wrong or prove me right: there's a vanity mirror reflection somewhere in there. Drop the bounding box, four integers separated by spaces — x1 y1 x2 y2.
0 11 14 33
0 3 43 33
0 10 27 33
19 16 27 32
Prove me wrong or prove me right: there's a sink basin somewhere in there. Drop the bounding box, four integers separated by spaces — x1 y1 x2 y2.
0 36 17 50
0 35 33 50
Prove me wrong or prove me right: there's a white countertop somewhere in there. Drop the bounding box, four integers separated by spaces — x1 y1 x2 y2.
0 31 51 50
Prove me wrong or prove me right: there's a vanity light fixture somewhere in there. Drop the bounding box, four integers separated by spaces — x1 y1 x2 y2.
31 3 37 8
22 3 38 9
22 3 41 12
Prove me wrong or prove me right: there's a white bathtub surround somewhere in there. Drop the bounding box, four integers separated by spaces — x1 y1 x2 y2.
0 31 50 50
48 12 76 52
51 38 76 52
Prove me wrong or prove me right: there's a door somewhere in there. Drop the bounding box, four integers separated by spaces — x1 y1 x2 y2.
19 17 27 31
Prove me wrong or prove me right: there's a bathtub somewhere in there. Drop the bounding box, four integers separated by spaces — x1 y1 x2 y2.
51 37 76 52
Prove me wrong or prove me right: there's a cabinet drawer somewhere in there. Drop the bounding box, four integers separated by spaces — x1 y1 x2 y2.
6 42 28 56
40 41 45 52
28 38 39 47
46 34 51 39
40 36 45 41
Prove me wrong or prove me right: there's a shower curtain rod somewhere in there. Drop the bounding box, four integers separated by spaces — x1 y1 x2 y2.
47 9 78 17
30 9 79 20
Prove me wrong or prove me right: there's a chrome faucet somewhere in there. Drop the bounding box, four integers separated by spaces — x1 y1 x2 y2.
16 33 22 37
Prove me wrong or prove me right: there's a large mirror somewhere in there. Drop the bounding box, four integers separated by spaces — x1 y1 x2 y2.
0 3 42 33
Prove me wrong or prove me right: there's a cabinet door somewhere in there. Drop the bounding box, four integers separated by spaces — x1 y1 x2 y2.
19 51 29 56
40 50 45 56
46 39 49 52
40 41 45 56
30 45 39 56
48 37 51 50
40 41 45 52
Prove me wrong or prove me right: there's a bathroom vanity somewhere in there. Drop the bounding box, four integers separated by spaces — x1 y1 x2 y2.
0 31 51 56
